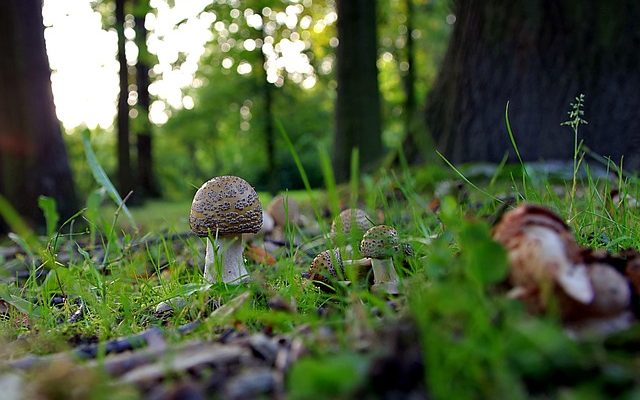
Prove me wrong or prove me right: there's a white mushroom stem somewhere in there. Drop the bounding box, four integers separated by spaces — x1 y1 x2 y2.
204 235 249 284
371 258 400 295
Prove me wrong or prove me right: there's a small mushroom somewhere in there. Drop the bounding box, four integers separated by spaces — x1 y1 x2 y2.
492 204 594 309
190 176 263 284
266 195 300 242
331 208 374 237
299 208 374 253
267 195 300 227
309 248 344 289
360 225 401 295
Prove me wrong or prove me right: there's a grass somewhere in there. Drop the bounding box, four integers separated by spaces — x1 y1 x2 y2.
2 140 640 398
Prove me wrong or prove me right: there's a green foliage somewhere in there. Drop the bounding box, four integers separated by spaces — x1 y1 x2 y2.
37 196 60 238
288 353 369 400
81 129 136 228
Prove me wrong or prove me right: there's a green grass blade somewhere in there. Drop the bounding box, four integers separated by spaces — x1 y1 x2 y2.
81 129 136 228
436 150 504 204
38 196 59 237
276 118 322 221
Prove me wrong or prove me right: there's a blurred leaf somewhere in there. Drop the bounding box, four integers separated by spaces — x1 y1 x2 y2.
38 196 59 237
459 221 508 285
288 353 369 400
0 284 40 317
0 196 39 252
85 188 106 245
81 130 136 228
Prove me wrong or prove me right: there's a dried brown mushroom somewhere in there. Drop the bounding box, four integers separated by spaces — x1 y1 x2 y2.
582 263 630 317
360 225 401 295
492 204 594 309
190 176 263 284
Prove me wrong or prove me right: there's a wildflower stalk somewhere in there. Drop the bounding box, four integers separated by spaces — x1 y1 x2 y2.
561 94 588 221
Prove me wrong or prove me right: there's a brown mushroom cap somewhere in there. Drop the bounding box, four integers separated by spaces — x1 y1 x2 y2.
189 176 263 236
360 225 400 259
330 208 374 235
267 195 300 226
309 249 343 282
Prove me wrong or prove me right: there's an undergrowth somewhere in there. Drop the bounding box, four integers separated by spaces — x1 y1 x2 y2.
1 115 640 399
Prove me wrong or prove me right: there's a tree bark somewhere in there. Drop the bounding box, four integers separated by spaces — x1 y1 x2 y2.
116 0 133 196
334 0 383 182
425 0 640 167
260 29 277 195
0 0 77 233
400 0 419 162
134 2 159 198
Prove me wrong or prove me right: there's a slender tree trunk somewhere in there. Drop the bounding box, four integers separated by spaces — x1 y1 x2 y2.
116 0 133 196
400 0 419 162
0 0 76 233
260 29 277 195
425 0 640 167
134 2 158 198
334 0 383 182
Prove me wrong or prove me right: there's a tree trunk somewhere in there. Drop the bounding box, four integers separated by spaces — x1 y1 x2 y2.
0 0 77 233
333 0 383 182
425 0 640 167
116 0 133 196
134 2 159 198
260 29 277 195
400 0 419 163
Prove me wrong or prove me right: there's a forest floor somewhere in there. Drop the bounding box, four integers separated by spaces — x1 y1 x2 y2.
2 161 640 399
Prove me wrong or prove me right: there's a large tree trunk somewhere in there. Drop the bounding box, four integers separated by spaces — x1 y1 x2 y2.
333 0 383 182
134 2 159 198
0 0 77 233
116 0 134 196
425 0 640 167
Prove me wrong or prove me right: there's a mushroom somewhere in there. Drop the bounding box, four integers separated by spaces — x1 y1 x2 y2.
309 248 344 289
331 208 374 237
267 195 300 227
299 207 374 253
360 225 401 295
308 248 372 288
492 204 594 310
266 195 300 242
563 263 633 337
582 263 630 317
190 176 263 284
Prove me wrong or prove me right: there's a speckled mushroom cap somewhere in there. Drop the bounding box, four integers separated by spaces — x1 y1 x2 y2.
267 195 300 226
189 176 263 236
330 208 374 235
360 225 400 259
309 248 343 282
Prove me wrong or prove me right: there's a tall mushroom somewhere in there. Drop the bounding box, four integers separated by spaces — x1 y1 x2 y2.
190 176 263 284
360 225 401 295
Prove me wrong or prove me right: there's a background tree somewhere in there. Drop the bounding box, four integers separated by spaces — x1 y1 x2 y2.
116 0 133 196
425 0 640 167
156 1 336 195
333 0 382 182
133 0 159 198
0 0 77 233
